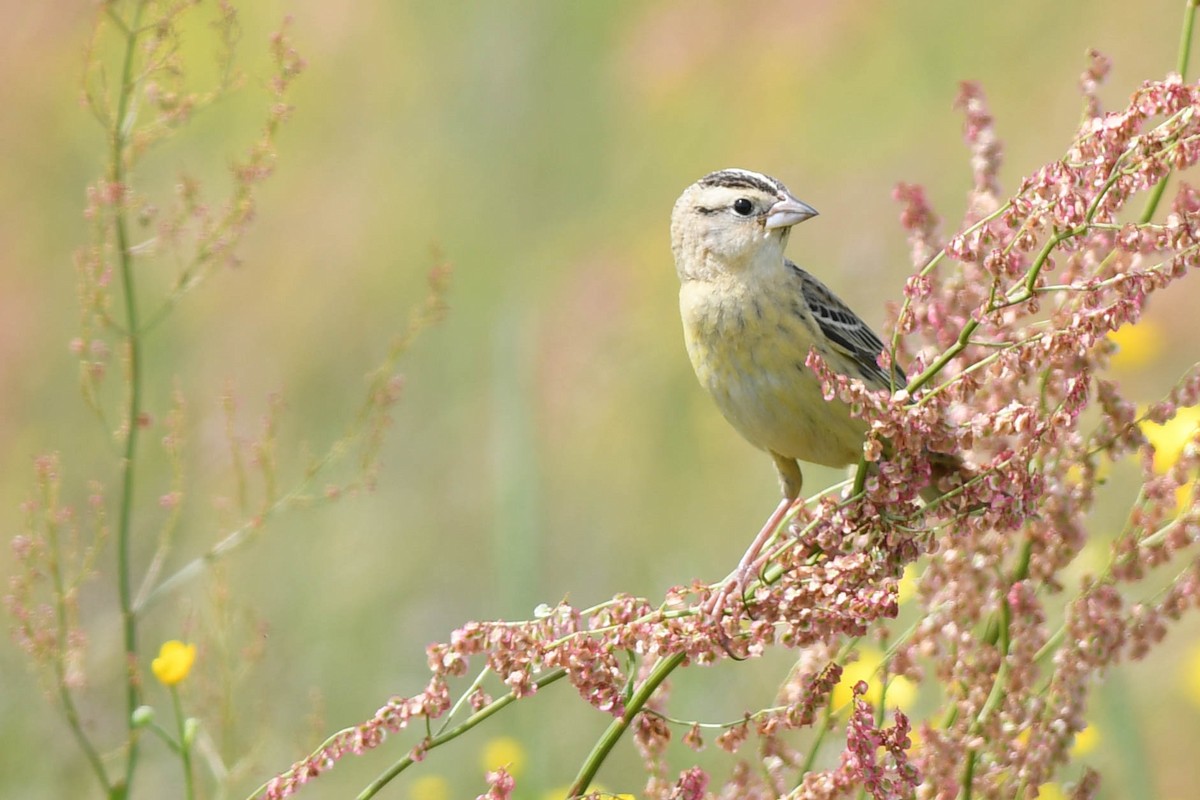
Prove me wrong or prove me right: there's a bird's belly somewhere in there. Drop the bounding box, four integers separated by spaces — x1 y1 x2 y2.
681 287 867 468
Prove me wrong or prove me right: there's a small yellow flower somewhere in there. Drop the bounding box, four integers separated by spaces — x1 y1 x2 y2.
1141 407 1200 511
409 774 449 800
1141 406 1200 474
1070 724 1098 756
832 647 915 710
1037 784 1068 800
481 736 526 779
1108 321 1164 371
1181 641 1200 709
897 564 918 606
151 640 196 686
1177 479 1198 512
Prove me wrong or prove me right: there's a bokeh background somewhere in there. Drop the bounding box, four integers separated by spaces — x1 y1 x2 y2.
3 1 1199 798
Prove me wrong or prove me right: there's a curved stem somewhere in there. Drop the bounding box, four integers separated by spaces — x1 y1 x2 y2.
44 482 113 792
567 652 687 797
887 203 1012 367
349 669 568 800
906 223 1078 396
852 454 869 496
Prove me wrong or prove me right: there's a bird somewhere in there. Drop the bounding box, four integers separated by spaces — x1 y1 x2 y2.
670 168 960 617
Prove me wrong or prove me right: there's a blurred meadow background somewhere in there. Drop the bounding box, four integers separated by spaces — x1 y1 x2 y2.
3 1 1200 798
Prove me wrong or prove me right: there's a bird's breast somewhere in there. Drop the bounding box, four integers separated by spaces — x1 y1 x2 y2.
679 278 867 469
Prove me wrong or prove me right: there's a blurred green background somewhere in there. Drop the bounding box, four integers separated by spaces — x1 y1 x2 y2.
3 1 1199 798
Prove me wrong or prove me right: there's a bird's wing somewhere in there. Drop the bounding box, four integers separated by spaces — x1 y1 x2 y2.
788 260 906 391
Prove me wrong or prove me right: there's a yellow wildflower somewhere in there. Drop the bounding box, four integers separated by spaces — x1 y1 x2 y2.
1108 321 1164 371
1018 724 1096 759
1070 724 1098 756
481 736 526 779
832 647 915 710
1181 642 1200 709
1141 406 1200 474
1037 784 1068 800
1141 407 1200 510
151 640 196 686
409 774 449 800
897 564 918 606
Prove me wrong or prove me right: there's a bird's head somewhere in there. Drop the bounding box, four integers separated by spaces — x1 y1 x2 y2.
671 168 818 282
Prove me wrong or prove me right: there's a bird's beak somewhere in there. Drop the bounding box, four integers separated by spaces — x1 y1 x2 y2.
764 194 819 230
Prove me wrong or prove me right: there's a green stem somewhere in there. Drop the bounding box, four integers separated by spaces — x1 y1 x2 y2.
852 454 869 496
111 4 148 797
44 483 113 792
434 666 491 736
1140 0 1200 223
172 688 196 800
906 223 1078 396
567 652 687 797
1139 170 1171 224
798 699 837 780
1179 0 1200 78
906 316 980 395
143 719 183 754
349 669 568 800
959 554 1020 800
887 203 1012 367
959 749 977 800
137 471 327 611
1011 538 1032 584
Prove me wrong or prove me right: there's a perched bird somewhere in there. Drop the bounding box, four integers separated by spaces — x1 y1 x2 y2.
670 168 957 614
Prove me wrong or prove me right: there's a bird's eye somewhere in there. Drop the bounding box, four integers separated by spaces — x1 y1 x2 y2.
732 198 754 216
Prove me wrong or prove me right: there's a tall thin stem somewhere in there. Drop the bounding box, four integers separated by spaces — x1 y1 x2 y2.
111 3 148 797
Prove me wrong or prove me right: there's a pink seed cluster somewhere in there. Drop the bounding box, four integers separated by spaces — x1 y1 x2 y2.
259 66 1200 800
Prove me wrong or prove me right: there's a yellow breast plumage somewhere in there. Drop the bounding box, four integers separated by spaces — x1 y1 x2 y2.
679 273 869 470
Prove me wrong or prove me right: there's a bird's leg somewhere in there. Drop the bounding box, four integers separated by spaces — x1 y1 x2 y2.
772 453 804 503
703 455 803 624
703 497 793 618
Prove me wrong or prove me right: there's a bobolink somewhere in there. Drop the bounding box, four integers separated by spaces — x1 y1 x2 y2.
671 168 959 612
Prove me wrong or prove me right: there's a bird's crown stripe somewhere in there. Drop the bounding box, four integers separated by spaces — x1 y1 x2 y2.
699 169 784 195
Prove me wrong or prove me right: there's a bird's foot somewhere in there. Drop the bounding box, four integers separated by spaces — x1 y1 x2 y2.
702 497 795 636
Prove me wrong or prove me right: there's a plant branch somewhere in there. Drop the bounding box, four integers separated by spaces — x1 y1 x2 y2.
567 652 687 797
354 669 568 800
1140 0 1200 222
172 688 196 800
110 3 148 796
44 479 113 793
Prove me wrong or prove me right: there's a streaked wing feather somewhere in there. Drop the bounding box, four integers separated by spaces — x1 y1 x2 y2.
789 261 905 390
